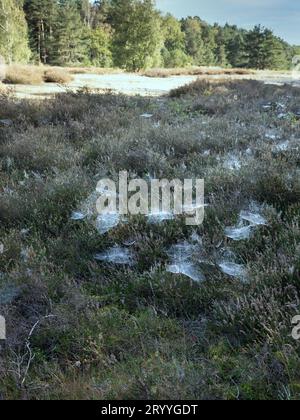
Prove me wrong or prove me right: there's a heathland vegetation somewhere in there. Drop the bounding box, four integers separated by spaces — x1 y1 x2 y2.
0 0 300 403
0 0 298 71
0 78 300 400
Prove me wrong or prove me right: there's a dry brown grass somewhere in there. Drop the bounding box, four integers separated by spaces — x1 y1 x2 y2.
43 68 74 84
143 66 255 78
3 65 74 86
4 65 44 85
2 65 254 86
67 66 123 75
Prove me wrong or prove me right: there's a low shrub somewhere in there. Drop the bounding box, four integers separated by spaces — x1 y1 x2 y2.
143 66 255 78
3 65 44 85
43 68 74 84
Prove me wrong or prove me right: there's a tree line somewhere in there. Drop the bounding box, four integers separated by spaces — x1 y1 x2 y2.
0 0 298 70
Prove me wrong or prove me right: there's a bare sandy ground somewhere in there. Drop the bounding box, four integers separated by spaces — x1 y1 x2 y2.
7 70 300 99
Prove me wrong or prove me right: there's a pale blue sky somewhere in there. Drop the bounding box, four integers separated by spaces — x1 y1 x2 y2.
156 0 299 45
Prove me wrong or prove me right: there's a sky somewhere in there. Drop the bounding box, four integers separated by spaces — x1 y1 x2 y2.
156 0 300 45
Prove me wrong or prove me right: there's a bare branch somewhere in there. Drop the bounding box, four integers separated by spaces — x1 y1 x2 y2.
21 315 56 386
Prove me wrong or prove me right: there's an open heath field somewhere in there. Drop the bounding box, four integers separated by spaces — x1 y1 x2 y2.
0 79 299 400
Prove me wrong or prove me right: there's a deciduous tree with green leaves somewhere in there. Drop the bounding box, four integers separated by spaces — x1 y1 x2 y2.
182 17 206 65
0 0 30 63
161 13 189 68
110 0 163 71
88 26 112 66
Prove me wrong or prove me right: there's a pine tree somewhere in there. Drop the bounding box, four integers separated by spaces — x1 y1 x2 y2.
0 0 30 63
92 0 111 27
262 32 289 70
226 33 247 67
216 43 227 67
215 27 228 67
182 17 205 65
24 0 58 64
53 0 88 65
245 25 289 70
201 24 216 66
76 0 92 27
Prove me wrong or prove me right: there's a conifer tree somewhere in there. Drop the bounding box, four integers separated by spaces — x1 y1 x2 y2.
24 0 58 64
182 17 206 65
92 0 111 27
215 27 228 67
53 0 88 65
245 25 289 70
226 32 247 67
201 24 217 66
76 0 92 27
